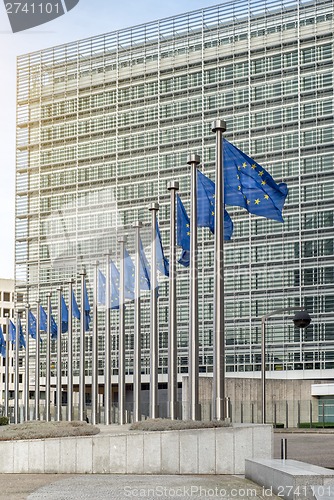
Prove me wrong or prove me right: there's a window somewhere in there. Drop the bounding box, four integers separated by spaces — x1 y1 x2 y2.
3 292 10 302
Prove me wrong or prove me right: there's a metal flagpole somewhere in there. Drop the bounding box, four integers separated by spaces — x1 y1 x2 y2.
188 153 201 421
46 293 51 422
24 303 30 421
167 181 179 420
91 261 99 425
67 280 73 421
133 220 142 422
118 236 126 425
14 310 20 424
56 287 62 421
35 300 40 420
79 269 86 421
149 202 159 419
104 254 111 425
212 119 227 420
4 314 9 418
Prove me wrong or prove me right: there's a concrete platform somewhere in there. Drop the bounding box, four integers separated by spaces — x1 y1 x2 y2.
0 423 272 475
245 458 334 500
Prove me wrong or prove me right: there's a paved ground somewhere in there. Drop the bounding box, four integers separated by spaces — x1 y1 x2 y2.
274 429 334 469
0 474 281 500
1 429 333 499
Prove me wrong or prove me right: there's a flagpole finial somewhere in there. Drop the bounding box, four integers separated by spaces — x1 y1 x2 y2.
187 153 200 166
118 235 127 243
133 220 143 229
47 292 51 298
212 119 226 133
167 180 179 191
57 286 62 292
80 267 86 276
148 202 159 212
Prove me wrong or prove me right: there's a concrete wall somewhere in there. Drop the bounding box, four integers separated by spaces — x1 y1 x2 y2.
0 424 272 475
183 376 329 426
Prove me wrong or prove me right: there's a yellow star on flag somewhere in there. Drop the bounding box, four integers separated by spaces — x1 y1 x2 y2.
255 199 260 204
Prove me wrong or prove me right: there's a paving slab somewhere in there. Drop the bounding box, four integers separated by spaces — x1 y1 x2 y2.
25 474 282 499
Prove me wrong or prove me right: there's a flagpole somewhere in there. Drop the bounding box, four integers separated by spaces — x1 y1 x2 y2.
79 269 86 421
91 261 99 425
212 119 227 420
24 303 30 421
35 300 40 420
118 236 126 425
67 280 73 421
188 153 201 421
167 181 179 419
4 314 9 418
149 203 159 419
56 287 62 421
14 310 20 424
133 220 142 422
46 293 51 422
104 254 111 425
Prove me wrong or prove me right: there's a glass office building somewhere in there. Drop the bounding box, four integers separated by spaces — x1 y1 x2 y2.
15 0 334 382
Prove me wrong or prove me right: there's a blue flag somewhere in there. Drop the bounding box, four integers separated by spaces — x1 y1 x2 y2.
223 139 288 222
110 260 120 310
72 290 80 320
83 280 91 331
139 238 151 290
9 320 26 349
197 169 234 239
98 263 121 309
0 325 6 357
39 304 47 332
176 194 190 267
28 310 37 339
124 248 135 300
61 295 69 333
9 320 16 343
97 269 106 306
19 320 26 349
50 306 58 339
156 221 169 277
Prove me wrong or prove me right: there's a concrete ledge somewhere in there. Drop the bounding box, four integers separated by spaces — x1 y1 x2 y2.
245 458 334 500
0 424 272 474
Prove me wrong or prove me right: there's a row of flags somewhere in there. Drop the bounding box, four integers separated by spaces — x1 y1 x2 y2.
1 139 288 355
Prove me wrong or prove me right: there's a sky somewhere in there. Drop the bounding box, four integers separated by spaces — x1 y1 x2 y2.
0 0 221 279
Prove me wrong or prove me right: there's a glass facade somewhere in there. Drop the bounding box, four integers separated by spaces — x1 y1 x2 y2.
15 0 334 380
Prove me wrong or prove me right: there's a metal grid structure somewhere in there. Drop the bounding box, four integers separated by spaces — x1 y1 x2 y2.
15 0 334 388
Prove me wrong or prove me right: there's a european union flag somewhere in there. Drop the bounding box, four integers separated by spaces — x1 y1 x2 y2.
223 139 288 222
0 325 6 357
98 262 120 308
124 248 135 300
97 269 106 306
28 310 37 339
19 320 26 348
39 304 48 332
197 169 234 239
110 260 120 310
9 320 16 343
9 320 26 348
176 194 190 267
50 306 58 339
61 295 69 333
72 290 81 320
156 220 169 277
83 279 91 331
139 238 151 290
